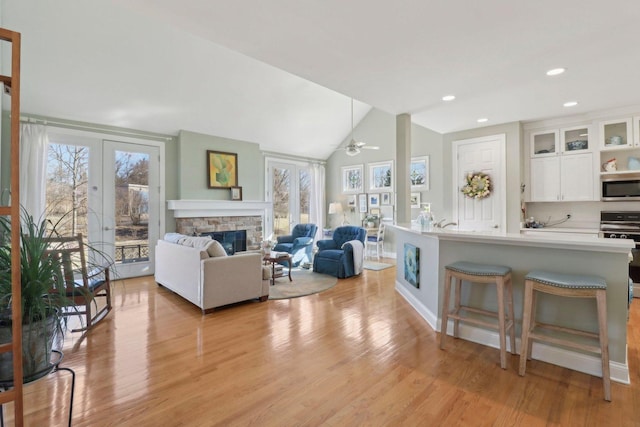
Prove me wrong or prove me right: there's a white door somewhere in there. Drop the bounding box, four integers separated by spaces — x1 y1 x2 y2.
453 134 506 231
103 140 161 279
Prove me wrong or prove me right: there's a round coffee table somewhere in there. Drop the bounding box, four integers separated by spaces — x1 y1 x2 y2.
263 252 293 286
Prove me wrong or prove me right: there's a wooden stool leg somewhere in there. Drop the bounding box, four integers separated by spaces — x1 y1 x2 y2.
527 285 538 360
596 289 611 401
496 277 507 369
453 276 462 338
506 276 516 355
440 270 453 350
519 279 534 376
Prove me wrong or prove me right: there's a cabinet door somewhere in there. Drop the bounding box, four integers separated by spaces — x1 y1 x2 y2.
531 129 559 157
634 116 640 147
561 125 590 154
530 157 560 201
600 118 633 149
560 153 595 201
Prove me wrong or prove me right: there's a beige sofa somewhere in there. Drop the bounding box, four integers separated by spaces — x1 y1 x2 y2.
155 238 270 313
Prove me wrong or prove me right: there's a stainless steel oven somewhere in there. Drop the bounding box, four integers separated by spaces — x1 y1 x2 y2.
600 211 640 300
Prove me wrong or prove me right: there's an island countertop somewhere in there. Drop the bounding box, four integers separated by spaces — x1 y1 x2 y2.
392 222 634 253
389 223 633 384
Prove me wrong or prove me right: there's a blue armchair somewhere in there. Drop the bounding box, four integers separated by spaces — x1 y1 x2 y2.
273 223 318 267
313 226 366 278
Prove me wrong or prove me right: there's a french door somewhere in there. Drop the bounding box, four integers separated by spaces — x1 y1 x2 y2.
102 140 161 278
266 160 312 238
46 130 163 279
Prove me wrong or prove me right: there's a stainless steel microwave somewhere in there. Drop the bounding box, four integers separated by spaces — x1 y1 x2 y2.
601 172 640 201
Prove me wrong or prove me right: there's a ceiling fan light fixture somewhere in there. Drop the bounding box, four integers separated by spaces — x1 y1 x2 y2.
345 146 360 156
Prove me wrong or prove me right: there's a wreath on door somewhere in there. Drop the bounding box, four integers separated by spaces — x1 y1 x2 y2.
461 172 492 199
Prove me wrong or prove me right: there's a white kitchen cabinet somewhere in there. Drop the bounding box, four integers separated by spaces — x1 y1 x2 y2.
560 125 591 154
600 117 633 150
531 129 559 157
530 152 594 201
634 116 640 147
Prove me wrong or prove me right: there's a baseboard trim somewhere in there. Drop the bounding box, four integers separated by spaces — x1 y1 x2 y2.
395 280 630 384
394 281 437 330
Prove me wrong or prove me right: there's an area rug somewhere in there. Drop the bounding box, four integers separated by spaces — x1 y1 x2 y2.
363 261 395 271
268 268 338 300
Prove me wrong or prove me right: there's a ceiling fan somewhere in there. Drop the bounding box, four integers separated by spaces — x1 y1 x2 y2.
336 98 380 156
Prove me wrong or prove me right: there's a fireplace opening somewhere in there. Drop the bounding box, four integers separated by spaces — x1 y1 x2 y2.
201 230 247 255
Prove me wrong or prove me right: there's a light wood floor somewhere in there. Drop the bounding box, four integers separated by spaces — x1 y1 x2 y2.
9 261 640 426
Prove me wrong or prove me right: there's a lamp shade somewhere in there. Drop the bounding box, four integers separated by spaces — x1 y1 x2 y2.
328 202 343 215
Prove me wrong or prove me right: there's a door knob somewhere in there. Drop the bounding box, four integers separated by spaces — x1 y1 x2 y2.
104 226 113 231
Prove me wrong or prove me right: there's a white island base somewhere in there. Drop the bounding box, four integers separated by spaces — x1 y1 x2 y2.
390 223 634 384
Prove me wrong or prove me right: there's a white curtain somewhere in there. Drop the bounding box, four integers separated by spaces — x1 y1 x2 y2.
19 123 49 220
311 163 325 241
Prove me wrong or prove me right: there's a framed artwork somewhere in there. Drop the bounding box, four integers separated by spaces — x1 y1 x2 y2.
410 192 421 208
381 192 391 205
410 156 430 190
358 193 368 213
230 186 243 201
347 194 357 210
342 164 364 194
368 193 380 208
370 208 381 215
368 160 393 191
207 150 238 188
404 243 420 288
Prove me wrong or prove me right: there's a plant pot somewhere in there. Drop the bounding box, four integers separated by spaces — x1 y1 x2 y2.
0 315 59 383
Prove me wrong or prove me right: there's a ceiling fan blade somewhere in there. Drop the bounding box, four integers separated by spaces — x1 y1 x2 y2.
362 145 380 150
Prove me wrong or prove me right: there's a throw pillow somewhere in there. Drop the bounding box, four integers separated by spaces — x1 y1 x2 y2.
205 240 227 257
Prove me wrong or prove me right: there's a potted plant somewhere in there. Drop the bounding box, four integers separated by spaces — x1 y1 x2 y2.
0 210 79 381
363 213 379 228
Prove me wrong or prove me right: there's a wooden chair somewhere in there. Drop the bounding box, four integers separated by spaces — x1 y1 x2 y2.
46 233 112 332
365 223 385 260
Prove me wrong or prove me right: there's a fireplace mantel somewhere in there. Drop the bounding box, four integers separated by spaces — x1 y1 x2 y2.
167 200 272 218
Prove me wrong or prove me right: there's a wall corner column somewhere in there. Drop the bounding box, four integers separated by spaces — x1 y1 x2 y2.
396 114 411 223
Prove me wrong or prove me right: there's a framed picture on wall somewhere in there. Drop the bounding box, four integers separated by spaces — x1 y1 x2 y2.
368 160 393 191
381 192 391 205
207 150 238 188
342 164 364 193
410 192 421 208
358 193 368 213
410 156 430 190
368 193 380 208
347 194 357 209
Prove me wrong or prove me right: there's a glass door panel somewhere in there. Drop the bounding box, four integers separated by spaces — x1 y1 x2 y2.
103 140 159 279
272 165 291 236
46 143 90 237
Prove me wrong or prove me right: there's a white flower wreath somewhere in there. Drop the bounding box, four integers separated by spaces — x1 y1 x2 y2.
461 172 491 199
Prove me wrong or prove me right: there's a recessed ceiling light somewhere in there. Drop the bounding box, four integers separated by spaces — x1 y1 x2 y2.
546 68 566 76
563 101 578 107
442 95 456 102
477 118 488 123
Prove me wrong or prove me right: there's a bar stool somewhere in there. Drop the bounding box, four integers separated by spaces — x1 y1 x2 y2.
519 270 610 401
440 261 516 369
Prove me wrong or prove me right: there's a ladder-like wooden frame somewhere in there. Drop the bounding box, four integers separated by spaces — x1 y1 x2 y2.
0 27 23 426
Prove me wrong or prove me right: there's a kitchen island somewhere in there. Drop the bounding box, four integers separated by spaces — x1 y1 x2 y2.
390 223 634 383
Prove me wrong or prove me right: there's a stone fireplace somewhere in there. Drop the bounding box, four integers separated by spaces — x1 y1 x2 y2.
167 200 272 251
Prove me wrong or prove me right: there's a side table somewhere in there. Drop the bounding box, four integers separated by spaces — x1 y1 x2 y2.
0 350 75 427
263 253 293 286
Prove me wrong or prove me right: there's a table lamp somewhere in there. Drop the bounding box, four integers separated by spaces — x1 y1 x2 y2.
328 202 347 225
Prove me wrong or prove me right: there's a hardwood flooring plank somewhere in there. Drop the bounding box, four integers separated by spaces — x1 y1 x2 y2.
10 261 640 426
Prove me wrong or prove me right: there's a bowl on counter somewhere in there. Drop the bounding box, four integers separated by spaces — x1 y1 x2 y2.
566 140 588 151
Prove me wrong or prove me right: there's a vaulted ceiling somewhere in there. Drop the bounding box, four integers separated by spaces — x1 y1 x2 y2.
3 0 640 159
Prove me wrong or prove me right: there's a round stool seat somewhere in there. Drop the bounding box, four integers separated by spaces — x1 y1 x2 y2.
526 270 606 290
445 261 511 277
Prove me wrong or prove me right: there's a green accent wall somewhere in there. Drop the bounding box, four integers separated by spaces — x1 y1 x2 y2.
177 130 264 200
